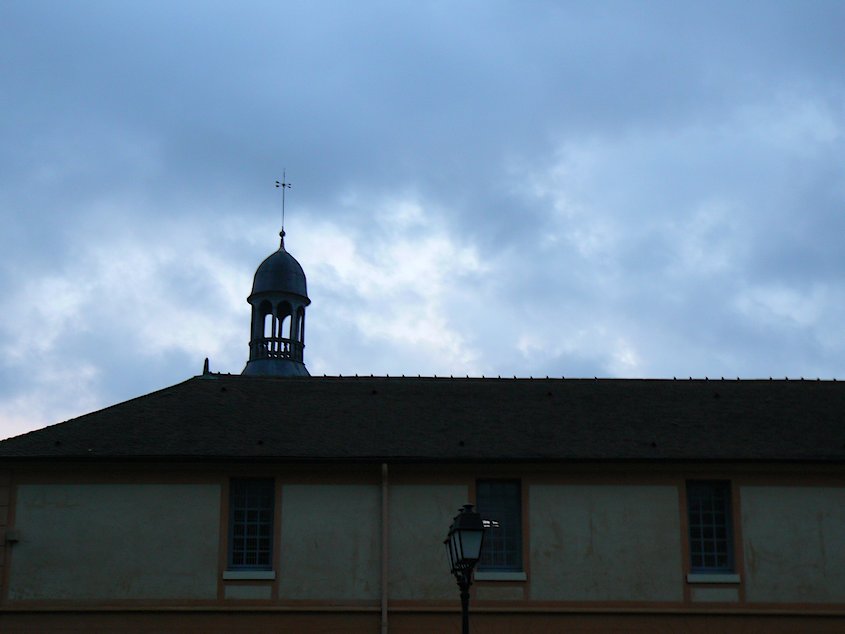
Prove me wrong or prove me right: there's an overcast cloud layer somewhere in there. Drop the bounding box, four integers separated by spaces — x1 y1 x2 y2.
1 1 844 438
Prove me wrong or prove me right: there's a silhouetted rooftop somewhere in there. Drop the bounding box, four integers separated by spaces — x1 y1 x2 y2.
1 375 844 463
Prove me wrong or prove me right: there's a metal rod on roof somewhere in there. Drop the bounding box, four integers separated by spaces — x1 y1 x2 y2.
275 170 292 237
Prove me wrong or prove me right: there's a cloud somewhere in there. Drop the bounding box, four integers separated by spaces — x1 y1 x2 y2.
0 208 256 437
298 195 488 376
1 1 844 437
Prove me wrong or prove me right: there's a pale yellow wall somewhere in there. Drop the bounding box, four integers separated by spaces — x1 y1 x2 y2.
388 484 467 600
8 483 220 600
742 486 845 603
691 586 739 602
476 585 523 601
529 484 683 601
277 484 380 600
224 584 272 600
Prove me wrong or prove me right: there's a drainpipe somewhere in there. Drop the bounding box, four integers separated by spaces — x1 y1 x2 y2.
381 463 389 634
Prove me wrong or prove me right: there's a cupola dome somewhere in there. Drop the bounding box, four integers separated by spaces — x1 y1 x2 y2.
251 238 308 299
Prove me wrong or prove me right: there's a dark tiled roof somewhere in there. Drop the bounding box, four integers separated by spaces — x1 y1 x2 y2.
1 375 844 463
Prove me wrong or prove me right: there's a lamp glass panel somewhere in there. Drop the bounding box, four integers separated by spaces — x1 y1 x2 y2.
451 530 462 562
445 537 457 571
458 529 484 562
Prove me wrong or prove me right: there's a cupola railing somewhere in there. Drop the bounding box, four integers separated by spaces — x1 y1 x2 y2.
250 337 304 362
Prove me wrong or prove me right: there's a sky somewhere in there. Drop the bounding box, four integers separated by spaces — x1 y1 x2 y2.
1 0 844 439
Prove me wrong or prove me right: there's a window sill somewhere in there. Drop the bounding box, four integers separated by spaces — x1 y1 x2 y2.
687 573 740 584
474 571 527 582
223 570 276 580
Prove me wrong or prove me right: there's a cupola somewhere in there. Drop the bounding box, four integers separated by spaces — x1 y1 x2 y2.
242 229 311 376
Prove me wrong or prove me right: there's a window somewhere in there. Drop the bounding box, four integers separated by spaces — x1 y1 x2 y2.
687 481 734 573
228 478 274 570
476 480 522 572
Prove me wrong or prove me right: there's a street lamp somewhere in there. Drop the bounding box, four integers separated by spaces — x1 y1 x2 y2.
444 504 486 634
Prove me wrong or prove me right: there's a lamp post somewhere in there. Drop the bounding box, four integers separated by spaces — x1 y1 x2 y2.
444 504 486 634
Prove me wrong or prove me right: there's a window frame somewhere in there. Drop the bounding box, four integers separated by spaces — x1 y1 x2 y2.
227 477 275 572
686 480 735 575
475 479 524 575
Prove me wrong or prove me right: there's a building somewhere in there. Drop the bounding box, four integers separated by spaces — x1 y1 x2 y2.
0 228 843 633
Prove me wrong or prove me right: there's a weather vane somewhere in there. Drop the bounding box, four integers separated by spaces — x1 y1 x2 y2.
275 170 291 236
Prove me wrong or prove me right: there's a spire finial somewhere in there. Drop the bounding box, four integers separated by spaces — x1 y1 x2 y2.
275 170 291 243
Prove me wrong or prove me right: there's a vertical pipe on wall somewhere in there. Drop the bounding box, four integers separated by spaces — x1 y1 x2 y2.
381 463 389 634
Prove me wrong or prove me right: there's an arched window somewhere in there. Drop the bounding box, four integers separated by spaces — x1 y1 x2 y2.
263 313 275 338
259 301 274 338
278 302 293 340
